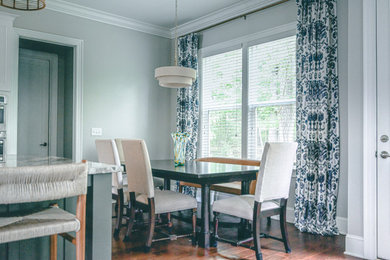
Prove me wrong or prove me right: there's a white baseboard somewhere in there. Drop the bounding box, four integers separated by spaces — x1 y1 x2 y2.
344 234 364 259
272 207 348 235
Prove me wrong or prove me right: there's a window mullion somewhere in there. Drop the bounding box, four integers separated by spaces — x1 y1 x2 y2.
241 43 249 159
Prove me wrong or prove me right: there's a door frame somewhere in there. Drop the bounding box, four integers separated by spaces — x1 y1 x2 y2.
15 29 84 162
362 0 377 259
18 48 59 156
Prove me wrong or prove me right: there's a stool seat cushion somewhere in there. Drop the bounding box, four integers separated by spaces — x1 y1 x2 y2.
0 206 80 244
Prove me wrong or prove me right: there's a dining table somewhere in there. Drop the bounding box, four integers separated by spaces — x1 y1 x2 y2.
150 159 259 249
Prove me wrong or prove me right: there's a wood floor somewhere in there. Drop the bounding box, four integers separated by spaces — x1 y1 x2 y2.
112 215 361 260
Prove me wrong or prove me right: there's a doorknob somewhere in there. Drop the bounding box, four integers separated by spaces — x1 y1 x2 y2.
380 151 390 159
40 142 48 147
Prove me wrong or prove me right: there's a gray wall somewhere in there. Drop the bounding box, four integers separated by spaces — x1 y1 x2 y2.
11 8 173 161
346 0 364 239
197 0 348 222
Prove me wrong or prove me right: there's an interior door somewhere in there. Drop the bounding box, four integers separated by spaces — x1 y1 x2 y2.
17 49 58 157
377 0 390 259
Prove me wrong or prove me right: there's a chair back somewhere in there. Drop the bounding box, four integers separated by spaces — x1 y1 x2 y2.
196 157 260 194
121 139 154 198
196 157 260 166
95 139 123 188
0 163 87 204
254 142 297 203
114 139 126 164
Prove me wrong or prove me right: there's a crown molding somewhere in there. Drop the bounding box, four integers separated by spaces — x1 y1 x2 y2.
0 11 18 24
46 0 171 38
45 0 288 39
171 0 287 38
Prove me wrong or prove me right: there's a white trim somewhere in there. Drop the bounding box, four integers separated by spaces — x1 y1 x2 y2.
173 0 288 38
15 29 84 162
46 0 170 38
273 207 347 235
242 43 249 159
200 22 296 57
362 0 378 259
345 235 365 259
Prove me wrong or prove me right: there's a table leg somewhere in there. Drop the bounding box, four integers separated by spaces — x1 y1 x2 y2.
164 178 171 190
199 184 211 248
241 180 250 195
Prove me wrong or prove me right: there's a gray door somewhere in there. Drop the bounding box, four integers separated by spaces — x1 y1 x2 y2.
18 49 58 157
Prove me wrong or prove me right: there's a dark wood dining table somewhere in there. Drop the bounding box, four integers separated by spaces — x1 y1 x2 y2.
150 159 259 249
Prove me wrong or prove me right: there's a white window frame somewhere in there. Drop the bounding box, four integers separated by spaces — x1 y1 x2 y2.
198 22 297 159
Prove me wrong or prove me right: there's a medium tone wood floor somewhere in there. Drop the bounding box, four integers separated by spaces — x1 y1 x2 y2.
112 215 360 260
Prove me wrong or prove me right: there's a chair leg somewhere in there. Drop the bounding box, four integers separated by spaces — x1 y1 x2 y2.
179 184 183 193
76 195 86 260
253 201 262 260
124 192 136 242
211 212 219 247
145 198 156 252
50 234 57 260
192 208 197 245
167 212 173 234
280 199 291 253
114 189 124 239
267 216 271 225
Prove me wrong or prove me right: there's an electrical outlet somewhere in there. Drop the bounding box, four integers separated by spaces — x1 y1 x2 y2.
91 128 102 136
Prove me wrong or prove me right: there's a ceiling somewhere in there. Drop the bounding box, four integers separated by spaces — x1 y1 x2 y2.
62 0 241 29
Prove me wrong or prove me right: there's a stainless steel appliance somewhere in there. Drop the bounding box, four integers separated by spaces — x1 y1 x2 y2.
0 95 6 163
0 95 6 131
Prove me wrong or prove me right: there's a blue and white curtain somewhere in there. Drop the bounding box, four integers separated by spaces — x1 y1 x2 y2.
295 0 340 235
176 33 199 195
176 33 200 161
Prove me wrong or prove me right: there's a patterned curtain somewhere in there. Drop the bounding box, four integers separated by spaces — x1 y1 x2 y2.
176 33 199 196
176 33 199 161
294 0 340 235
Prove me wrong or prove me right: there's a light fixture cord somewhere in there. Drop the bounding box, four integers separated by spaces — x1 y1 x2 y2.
174 0 178 66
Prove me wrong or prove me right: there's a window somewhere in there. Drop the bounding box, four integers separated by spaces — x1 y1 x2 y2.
200 35 296 159
248 36 296 158
201 49 242 158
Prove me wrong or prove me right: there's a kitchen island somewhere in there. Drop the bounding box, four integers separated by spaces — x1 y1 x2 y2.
0 156 118 260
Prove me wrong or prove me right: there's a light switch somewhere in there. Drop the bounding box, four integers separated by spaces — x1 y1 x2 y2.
91 128 102 136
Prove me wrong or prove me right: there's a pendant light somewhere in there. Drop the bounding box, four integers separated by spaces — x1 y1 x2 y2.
0 0 45 11
155 0 196 88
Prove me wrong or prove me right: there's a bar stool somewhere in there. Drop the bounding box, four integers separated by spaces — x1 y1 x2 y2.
0 163 88 260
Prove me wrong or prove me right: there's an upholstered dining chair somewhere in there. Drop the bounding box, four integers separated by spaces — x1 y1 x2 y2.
179 157 261 196
95 139 127 238
115 138 164 189
0 163 88 260
212 142 297 260
121 139 198 251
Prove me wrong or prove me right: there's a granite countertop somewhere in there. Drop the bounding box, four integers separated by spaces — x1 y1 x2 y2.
1 156 120 175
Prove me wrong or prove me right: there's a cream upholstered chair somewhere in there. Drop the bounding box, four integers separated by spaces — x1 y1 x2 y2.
95 139 126 238
121 139 197 251
0 163 88 260
212 142 297 260
115 138 164 188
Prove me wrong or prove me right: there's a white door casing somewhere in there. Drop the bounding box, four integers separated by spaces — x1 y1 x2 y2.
377 0 390 259
17 49 58 157
14 29 84 162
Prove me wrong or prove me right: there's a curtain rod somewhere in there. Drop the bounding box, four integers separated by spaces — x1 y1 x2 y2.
185 0 290 36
